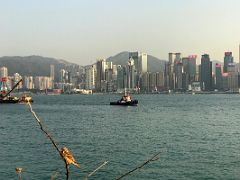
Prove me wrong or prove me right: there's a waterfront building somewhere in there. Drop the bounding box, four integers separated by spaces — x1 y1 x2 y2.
13 73 23 89
105 68 114 92
50 64 55 81
188 55 197 82
174 53 181 64
182 55 197 88
129 52 148 74
222 73 228 91
139 53 148 74
24 76 34 89
0 66 8 79
141 72 150 92
116 65 126 91
224 52 233 73
156 72 165 91
34 76 53 90
165 53 176 90
215 63 222 90
227 63 238 92
95 59 107 92
85 65 96 90
165 52 182 90
200 54 212 91
174 62 183 90
149 73 157 92
126 58 137 90
60 69 67 83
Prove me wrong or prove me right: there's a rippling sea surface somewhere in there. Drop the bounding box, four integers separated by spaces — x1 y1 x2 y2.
1 94 240 179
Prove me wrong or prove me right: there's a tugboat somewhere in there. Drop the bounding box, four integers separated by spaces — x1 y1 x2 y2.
110 90 138 106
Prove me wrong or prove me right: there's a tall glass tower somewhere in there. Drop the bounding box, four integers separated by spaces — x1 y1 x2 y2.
223 52 233 73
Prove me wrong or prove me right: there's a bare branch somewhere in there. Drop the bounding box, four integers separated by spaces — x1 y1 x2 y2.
85 161 108 179
116 151 161 180
26 101 72 179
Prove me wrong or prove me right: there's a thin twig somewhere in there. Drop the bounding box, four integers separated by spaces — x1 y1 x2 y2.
85 161 108 179
27 101 70 179
116 151 161 180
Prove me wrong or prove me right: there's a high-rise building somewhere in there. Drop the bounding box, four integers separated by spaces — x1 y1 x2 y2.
95 59 106 92
165 53 180 90
227 63 238 92
174 53 181 64
215 63 222 90
85 65 96 90
129 52 148 74
224 52 233 73
0 67 8 79
24 76 34 89
140 53 148 73
141 72 150 92
156 72 164 91
200 54 212 91
126 59 137 89
34 76 53 90
13 73 23 89
60 69 66 83
175 62 183 90
117 65 126 91
50 64 55 81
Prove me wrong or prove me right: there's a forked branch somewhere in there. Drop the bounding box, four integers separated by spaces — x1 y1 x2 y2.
27 101 72 179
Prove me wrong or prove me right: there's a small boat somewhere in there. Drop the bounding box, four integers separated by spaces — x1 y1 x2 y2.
0 79 22 104
110 90 138 106
0 96 20 104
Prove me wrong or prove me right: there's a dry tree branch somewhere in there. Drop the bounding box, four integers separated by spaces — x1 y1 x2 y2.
84 161 108 180
116 151 161 180
26 101 72 179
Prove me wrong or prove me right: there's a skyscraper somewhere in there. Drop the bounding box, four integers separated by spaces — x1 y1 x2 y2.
129 51 148 74
215 63 222 90
223 52 233 73
85 65 96 90
95 59 106 92
200 54 212 91
174 62 183 90
50 64 55 81
227 63 238 92
0 66 8 79
126 58 137 89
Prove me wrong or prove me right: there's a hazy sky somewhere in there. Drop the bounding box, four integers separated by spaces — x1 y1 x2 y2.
0 0 240 65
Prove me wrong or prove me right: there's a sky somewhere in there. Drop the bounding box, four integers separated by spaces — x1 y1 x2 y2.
0 0 240 65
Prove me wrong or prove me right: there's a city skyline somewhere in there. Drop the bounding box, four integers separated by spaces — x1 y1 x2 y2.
1 0 240 65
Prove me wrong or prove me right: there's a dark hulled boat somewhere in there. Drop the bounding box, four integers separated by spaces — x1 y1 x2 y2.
0 79 33 104
0 96 20 104
110 99 138 106
110 91 138 106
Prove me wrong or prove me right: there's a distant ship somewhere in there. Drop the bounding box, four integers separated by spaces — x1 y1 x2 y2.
0 78 33 104
110 89 138 106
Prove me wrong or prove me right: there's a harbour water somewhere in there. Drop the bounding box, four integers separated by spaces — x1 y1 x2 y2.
1 94 240 179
